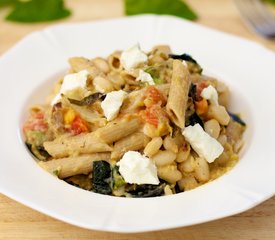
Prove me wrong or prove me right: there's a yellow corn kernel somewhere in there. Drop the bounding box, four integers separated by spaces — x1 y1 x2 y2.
64 109 76 125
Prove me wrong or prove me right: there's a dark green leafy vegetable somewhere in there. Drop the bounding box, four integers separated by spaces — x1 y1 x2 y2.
68 92 106 106
185 112 204 128
124 0 197 21
5 0 71 23
169 53 203 74
188 83 197 101
228 112 246 126
127 183 165 198
25 130 51 161
92 161 112 195
26 143 50 161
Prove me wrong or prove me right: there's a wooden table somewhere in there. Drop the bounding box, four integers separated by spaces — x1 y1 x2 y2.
0 0 274 239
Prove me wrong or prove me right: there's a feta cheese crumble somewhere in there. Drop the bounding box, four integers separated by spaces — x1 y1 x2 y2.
116 151 160 185
136 69 155 85
201 85 219 105
101 90 127 121
51 70 89 105
182 124 224 163
120 44 148 71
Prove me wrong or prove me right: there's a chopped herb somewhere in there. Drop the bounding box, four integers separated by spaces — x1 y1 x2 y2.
68 92 106 106
4 0 71 23
145 66 164 84
124 0 198 21
153 78 164 84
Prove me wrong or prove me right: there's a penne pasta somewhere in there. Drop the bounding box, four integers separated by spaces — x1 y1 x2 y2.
166 60 190 128
44 133 112 158
39 153 111 179
111 132 150 160
95 117 141 143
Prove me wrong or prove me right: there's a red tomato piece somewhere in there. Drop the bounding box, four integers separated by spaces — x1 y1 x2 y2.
70 116 89 135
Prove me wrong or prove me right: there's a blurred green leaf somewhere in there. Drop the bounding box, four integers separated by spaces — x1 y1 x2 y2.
0 0 17 7
5 0 71 22
264 0 275 4
124 0 198 21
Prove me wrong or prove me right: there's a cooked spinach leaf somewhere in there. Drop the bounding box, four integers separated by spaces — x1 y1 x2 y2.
124 0 198 21
185 112 204 128
92 160 112 195
127 183 165 198
169 53 203 74
188 83 197 101
228 112 246 126
68 92 106 106
26 143 50 161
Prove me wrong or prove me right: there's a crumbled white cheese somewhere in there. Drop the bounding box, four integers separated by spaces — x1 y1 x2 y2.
120 44 148 71
201 85 219 105
182 124 224 163
116 151 160 185
51 70 89 105
101 90 127 121
136 69 155 85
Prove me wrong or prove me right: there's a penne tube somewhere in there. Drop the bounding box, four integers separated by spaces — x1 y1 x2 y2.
44 133 112 158
39 153 111 179
111 132 150 160
166 60 190 128
68 57 100 78
95 117 141 143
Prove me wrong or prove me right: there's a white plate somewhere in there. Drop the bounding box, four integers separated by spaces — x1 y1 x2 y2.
0 15 275 233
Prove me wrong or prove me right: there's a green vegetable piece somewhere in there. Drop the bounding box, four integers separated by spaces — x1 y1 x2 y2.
5 0 71 23
68 93 106 106
112 166 126 190
153 77 164 84
25 130 47 147
124 0 198 21
92 161 112 195
145 66 164 85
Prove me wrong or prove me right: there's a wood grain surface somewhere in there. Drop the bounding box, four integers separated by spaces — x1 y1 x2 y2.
0 0 274 239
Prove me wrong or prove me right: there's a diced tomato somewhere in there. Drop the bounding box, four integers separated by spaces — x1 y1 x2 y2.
23 111 48 134
144 86 166 107
140 104 168 127
69 115 89 135
196 81 208 101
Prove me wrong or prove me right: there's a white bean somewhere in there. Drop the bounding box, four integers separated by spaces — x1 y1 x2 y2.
194 157 210 182
144 137 163 157
157 163 182 184
152 150 177 166
204 119 221 139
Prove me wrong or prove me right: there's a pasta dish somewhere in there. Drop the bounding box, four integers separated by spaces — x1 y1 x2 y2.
23 44 246 197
